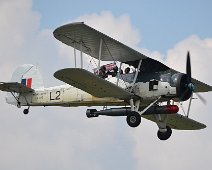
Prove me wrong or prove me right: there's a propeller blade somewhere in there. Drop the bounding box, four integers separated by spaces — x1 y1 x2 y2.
180 88 189 101
196 93 207 104
187 92 193 117
186 51 192 83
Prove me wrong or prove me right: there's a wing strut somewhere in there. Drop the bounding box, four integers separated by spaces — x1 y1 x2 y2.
140 96 162 115
74 42 77 68
116 62 123 86
80 42 83 68
130 59 142 90
97 38 103 71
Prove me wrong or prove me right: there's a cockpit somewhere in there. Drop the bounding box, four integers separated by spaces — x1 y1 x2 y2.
94 62 137 86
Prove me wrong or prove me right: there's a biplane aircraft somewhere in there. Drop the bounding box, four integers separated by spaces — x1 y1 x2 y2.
1 22 212 140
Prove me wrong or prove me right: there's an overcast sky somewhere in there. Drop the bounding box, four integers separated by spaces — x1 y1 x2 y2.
0 0 212 170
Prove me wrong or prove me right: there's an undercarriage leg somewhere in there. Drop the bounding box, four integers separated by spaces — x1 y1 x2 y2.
127 99 141 127
130 99 135 111
154 114 172 140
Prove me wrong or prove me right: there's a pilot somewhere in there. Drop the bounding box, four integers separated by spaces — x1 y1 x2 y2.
99 65 108 79
111 66 118 77
125 67 130 74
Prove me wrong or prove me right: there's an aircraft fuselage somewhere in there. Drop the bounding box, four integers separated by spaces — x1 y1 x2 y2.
6 84 126 107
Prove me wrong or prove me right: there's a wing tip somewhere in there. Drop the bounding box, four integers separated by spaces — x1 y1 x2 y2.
53 22 85 36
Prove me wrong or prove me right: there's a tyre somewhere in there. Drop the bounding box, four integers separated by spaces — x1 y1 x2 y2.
23 109 29 114
157 126 172 140
126 111 141 127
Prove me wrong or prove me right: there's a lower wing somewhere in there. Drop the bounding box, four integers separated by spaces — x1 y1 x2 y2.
143 113 206 130
54 68 136 100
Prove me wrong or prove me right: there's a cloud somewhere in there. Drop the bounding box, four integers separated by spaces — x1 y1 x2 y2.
74 11 141 48
166 35 212 82
0 0 40 80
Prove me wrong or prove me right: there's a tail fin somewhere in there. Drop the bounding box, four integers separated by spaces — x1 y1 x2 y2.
6 64 44 106
11 64 44 90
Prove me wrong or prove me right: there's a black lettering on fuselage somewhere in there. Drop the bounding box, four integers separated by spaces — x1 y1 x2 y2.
50 91 61 100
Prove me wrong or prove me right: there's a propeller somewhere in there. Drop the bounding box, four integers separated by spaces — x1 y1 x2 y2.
186 52 192 83
185 52 193 117
184 52 206 117
186 52 195 92
196 93 206 104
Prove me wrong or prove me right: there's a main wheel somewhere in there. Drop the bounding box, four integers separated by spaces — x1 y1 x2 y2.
157 126 172 140
126 111 141 128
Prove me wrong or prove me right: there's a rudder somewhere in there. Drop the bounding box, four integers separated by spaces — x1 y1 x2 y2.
11 64 44 90
6 64 44 106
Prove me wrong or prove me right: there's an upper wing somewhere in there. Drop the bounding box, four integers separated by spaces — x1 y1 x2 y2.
143 114 206 130
52 22 175 72
53 22 147 63
54 68 135 99
0 82 34 93
54 22 212 92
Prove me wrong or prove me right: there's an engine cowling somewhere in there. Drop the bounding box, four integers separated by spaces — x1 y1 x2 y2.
171 73 192 101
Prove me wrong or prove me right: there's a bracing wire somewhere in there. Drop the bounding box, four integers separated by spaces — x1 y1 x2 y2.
102 39 129 89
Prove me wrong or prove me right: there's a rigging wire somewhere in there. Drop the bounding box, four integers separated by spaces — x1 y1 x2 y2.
102 39 130 89
86 53 98 72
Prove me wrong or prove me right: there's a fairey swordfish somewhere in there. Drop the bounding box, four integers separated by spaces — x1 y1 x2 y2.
1 22 212 140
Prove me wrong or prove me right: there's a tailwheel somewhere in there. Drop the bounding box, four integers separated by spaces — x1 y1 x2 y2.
157 126 172 140
23 109 29 114
23 106 30 115
126 111 141 128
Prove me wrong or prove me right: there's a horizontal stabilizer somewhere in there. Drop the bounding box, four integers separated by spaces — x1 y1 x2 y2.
54 68 135 99
143 113 206 130
0 82 34 93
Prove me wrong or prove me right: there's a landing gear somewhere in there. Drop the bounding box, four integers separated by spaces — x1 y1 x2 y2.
23 109 29 114
126 111 141 127
23 106 30 115
157 126 172 140
17 102 21 108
